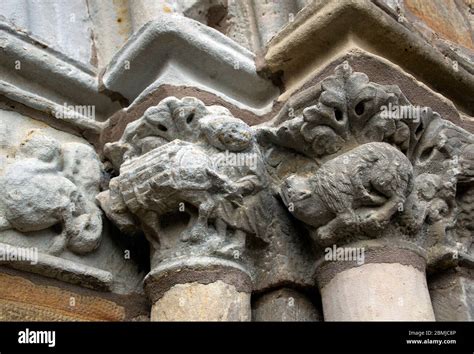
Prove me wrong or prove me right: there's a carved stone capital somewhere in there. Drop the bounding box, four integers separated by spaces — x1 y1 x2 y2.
99 95 317 302
258 62 474 273
99 97 269 271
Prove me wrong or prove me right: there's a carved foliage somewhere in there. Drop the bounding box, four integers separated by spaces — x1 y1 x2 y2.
259 62 428 163
262 62 474 264
99 63 474 275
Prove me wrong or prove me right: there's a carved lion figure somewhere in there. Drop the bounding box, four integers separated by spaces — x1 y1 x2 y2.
280 142 413 247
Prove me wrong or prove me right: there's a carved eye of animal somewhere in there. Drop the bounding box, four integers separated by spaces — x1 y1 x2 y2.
173 107 198 125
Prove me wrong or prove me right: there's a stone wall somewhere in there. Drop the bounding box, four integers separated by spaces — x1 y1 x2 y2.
0 0 472 321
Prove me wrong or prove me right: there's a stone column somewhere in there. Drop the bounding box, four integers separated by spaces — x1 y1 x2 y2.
315 243 435 321
144 258 252 321
252 288 321 321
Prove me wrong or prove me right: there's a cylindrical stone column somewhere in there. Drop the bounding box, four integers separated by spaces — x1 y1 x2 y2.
144 257 252 321
252 288 321 321
316 243 435 321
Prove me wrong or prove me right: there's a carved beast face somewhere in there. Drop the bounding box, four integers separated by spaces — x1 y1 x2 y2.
200 115 253 152
279 174 333 228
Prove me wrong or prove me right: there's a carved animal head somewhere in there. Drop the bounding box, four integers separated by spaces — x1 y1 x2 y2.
152 96 209 143
200 115 253 152
18 130 62 163
67 212 103 254
279 174 334 228
104 97 242 169
280 142 414 233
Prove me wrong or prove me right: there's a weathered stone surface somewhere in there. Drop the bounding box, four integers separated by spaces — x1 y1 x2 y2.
282 49 474 134
258 62 473 265
404 0 474 50
181 0 309 53
100 97 272 264
280 143 412 248
429 268 474 321
0 131 103 255
0 272 126 321
99 16 279 115
100 96 315 294
0 20 120 124
258 0 474 115
0 0 473 323
252 288 321 322
0 114 103 254
151 280 250 321
321 262 435 321
98 61 474 321
256 61 474 320
144 257 250 321
99 85 282 150
1 0 471 73
0 0 95 66
0 110 145 294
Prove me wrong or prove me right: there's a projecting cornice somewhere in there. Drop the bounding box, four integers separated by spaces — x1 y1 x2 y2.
99 15 280 116
0 21 122 144
258 0 474 116
0 21 120 122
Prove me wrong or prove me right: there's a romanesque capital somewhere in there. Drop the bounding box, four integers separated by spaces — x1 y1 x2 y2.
257 62 474 271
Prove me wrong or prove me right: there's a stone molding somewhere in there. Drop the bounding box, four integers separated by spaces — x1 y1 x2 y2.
0 20 120 123
100 16 280 115
258 0 474 115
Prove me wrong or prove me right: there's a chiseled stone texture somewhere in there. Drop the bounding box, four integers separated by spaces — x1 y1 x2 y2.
1 0 472 71
100 95 315 294
429 269 474 321
151 280 251 321
0 0 472 323
0 0 309 68
252 288 321 322
0 20 121 125
0 272 125 321
0 109 146 295
321 263 435 321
